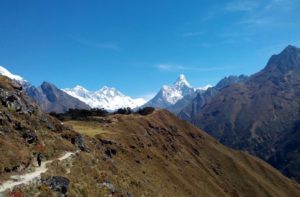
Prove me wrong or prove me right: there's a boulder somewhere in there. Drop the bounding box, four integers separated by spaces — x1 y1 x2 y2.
42 176 70 195
71 135 86 151
20 129 38 144
104 148 117 158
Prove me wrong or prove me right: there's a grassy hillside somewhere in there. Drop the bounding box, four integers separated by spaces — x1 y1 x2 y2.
0 75 300 196
63 110 300 197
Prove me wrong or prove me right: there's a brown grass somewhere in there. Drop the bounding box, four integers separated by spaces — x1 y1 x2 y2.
62 110 300 197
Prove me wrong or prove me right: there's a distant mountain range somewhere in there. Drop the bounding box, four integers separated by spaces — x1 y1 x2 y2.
182 45 300 182
143 74 211 113
25 82 90 113
0 66 89 113
62 85 146 111
1 65 218 113
143 73 249 116
0 66 146 112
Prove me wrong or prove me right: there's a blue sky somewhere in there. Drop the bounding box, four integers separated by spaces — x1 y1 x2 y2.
0 0 300 100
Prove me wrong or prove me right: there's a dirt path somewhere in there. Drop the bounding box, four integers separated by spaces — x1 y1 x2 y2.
0 151 76 193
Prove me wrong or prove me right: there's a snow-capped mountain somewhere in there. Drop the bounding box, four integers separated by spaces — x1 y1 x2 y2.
0 66 90 112
196 84 213 91
0 66 27 84
63 86 146 111
143 74 212 114
160 74 194 105
144 74 197 108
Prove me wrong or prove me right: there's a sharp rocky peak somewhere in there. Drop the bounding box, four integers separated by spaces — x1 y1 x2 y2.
173 74 192 88
265 45 300 73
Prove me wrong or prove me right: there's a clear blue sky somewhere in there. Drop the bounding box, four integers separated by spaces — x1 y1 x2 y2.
0 0 300 99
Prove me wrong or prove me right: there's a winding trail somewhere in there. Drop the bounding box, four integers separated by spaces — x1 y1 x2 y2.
0 151 76 193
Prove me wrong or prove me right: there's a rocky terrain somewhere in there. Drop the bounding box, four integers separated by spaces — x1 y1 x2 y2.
191 45 300 182
0 75 80 196
0 75 300 196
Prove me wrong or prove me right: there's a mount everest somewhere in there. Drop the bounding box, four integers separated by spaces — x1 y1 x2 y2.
62 85 146 111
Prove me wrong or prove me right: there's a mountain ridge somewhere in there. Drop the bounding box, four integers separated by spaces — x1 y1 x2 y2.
143 74 211 113
0 66 90 113
178 74 248 120
63 85 146 111
189 45 300 182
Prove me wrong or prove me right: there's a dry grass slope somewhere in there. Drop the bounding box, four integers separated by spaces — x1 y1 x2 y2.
64 110 300 197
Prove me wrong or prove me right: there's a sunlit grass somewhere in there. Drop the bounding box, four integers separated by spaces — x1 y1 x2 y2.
64 120 111 137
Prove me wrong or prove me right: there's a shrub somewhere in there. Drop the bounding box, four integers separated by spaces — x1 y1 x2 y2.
50 108 109 121
137 107 155 116
115 107 132 115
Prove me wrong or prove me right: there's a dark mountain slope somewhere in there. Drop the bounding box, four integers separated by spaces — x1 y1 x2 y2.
178 75 248 120
26 82 90 113
193 45 300 182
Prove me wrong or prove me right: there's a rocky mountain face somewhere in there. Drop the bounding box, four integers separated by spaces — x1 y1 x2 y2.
143 74 209 113
191 45 300 182
0 75 300 196
0 66 90 113
0 75 82 196
62 85 145 111
26 82 90 113
178 75 248 120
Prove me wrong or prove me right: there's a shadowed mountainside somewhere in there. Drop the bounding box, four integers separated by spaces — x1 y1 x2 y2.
191 45 300 182
178 75 248 120
26 82 90 113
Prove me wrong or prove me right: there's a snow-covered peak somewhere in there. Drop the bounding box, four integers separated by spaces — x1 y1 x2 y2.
196 84 213 91
73 85 89 91
161 85 184 104
144 74 213 110
0 66 24 82
145 74 195 107
63 85 91 99
174 74 191 88
133 98 147 106
99 86 113 91
97 86 116 93
62 85 146 111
